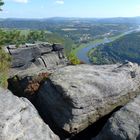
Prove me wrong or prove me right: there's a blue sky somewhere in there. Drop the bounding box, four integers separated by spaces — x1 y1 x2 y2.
1 0 140 18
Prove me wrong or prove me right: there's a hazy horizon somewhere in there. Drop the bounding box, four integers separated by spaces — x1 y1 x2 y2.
1 0 140 18
1 16 140 20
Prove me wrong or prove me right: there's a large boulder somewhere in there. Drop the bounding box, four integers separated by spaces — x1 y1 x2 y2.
37 62 140 134
0 88 59 140
10 47 41 68
92 95 140 140
7 44 67 73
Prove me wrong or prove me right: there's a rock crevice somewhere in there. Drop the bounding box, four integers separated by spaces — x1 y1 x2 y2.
92 95 140 140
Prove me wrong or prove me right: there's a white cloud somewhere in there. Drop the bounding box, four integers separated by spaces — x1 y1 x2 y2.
55 0 64 5
13 0 28 3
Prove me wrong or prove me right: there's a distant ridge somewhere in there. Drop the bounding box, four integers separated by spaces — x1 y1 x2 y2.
0 17 140 30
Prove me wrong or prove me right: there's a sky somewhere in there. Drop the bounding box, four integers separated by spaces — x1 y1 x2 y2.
1 0 140 18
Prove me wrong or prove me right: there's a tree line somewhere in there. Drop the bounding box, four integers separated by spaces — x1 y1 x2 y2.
0 29 64 46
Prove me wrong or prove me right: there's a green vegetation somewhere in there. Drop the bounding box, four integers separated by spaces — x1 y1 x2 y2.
68 38 105 64
0 29 74 54
0 29 65 45
0 15 139 72
88 31 140 64
0 1 11 88
0 47 11 88
68 52 81 65
0 28 75 87
0 18 138 65
88 48 97 62
67 43 88 65
0 18 137 44
0 29 26 46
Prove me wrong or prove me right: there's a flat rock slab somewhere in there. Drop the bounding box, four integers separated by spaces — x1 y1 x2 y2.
8 45 67 74
11 47 41 68
0 88 59 140
92 95 140 140
38 63 140 134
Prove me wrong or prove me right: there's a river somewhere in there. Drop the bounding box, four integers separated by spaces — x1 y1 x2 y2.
77 28 140 64
77 39 111 64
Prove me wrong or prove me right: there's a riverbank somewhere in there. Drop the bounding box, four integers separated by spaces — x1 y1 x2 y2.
69 39 104 64
76 39 105 64
88 31 140 65
75 29 138 64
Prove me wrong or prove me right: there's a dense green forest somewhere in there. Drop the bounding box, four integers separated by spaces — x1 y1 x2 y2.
88 31 140 64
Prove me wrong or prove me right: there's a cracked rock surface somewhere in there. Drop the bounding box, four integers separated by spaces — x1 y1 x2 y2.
92 95 140 140
0 88 59 140
37 62 140 134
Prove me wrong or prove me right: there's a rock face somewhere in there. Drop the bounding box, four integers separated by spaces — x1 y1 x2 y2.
92 95 140 140
6 43 67 75
0 88 59 140
37 62 140 134
10 47 41 68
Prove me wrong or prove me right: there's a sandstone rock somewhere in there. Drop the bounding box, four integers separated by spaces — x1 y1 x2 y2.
7 43 67 71
37 43 52 54
0 88 59 140
8 69 50 97
11 47 41 68
37 63 140 134
92 95 140 140
9 63 47 77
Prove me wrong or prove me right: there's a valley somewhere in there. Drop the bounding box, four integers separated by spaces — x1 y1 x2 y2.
77 27 140 64
88 30 140 65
